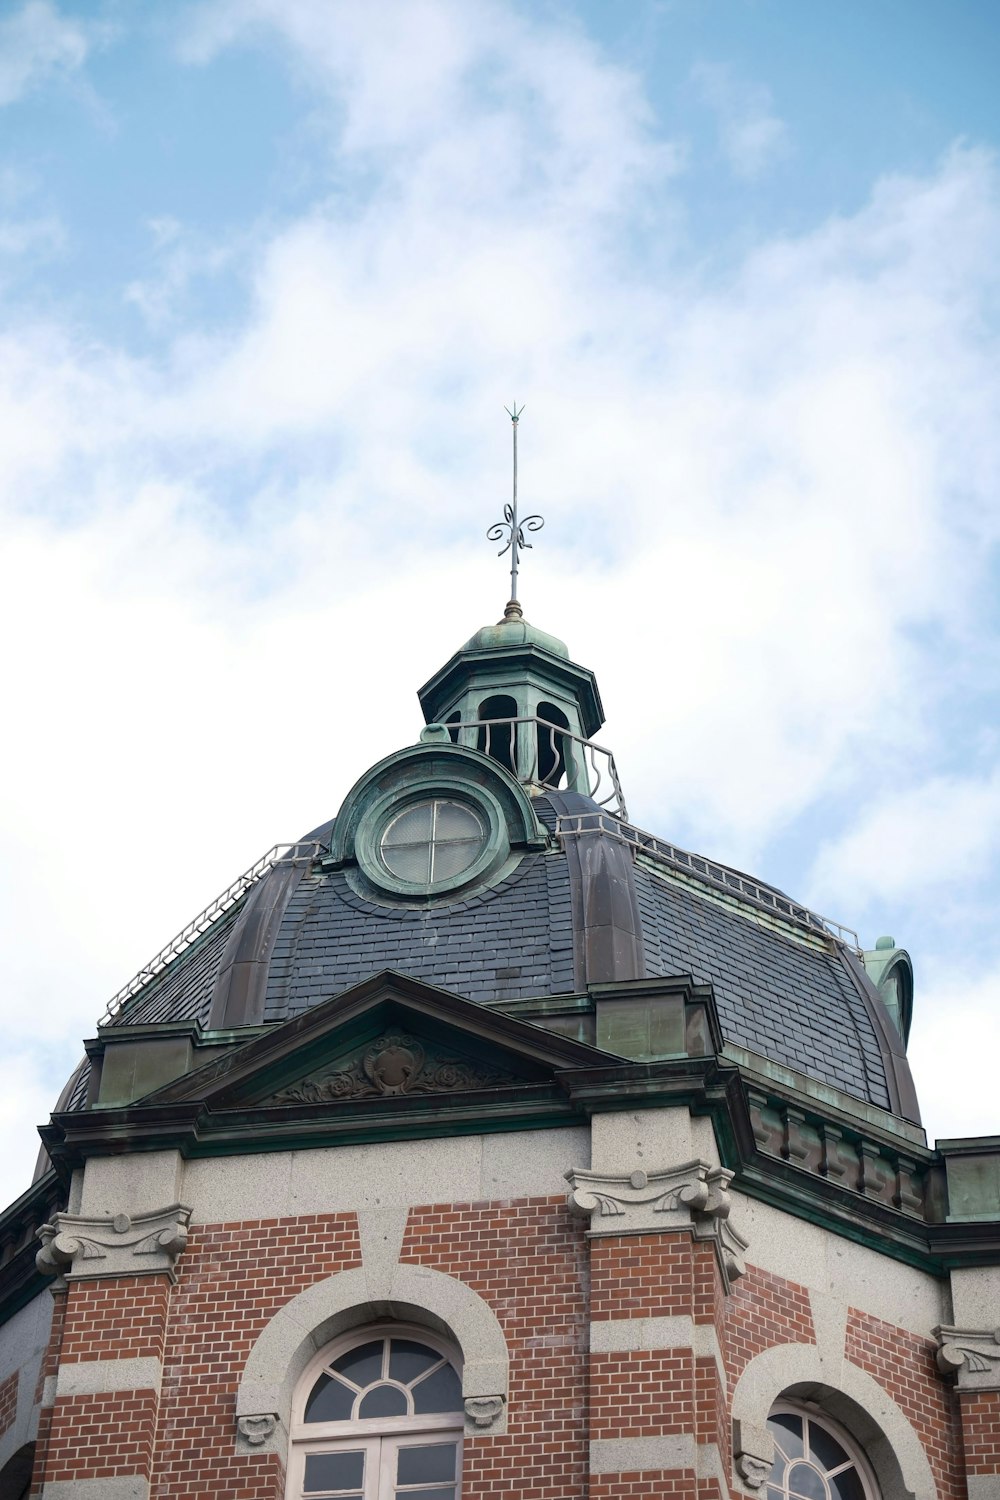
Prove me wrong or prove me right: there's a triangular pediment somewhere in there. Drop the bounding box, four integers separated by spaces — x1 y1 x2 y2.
143 970 614 1118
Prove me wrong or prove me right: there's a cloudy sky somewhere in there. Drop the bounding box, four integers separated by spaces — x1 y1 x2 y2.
1 0 999 1203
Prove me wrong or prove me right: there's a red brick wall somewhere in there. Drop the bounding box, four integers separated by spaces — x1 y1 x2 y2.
43 1388 157 1483
590 1469 696 1497
59 1273 171 1363
28 1282 65 1499
724 1264 815 1386
591 1349 695 1438
23 1195 969 1500
152 1212 361 1500
0 1368 17 1438
845 1307 966 1500
401 1196 589 1500
959 1390 1000 1475
590 1232 696 1321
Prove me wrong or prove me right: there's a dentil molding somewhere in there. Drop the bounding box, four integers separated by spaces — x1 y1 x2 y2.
565 1158 749 1291
36 1202 192 1282
935 1326 1000 1390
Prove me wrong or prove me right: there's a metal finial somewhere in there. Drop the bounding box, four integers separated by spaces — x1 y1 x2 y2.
487 402 543 618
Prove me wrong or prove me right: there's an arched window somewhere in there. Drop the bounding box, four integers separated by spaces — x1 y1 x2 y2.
286 1326 463 1499
766 1404 879 1500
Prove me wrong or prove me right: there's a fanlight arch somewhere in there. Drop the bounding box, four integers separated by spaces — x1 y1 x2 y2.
287 1325 464 1500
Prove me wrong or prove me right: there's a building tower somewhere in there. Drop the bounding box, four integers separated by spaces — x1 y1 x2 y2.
0 587 999 1499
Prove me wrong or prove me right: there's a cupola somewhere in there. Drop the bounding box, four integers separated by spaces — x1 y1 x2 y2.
416 600 605 796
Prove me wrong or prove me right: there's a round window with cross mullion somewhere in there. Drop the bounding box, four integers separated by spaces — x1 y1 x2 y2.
765 1405 879 1500
378 799 487 885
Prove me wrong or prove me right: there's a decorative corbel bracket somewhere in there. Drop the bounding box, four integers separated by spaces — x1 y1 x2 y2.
464 1395 504 1430
733 1418 775 1490
237 1414 278 1447
566 1158 749 1292
36 1203 192 1283
935 1326 1000 1391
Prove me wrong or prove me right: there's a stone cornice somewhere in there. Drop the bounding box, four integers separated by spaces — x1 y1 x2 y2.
935 1326 1000 1390
566 1158 749 1291
36 1203 192 1283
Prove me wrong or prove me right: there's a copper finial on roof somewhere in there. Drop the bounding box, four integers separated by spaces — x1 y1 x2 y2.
487 403 543 620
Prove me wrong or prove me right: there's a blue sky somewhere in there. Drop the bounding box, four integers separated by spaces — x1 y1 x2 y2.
1 0 999 1201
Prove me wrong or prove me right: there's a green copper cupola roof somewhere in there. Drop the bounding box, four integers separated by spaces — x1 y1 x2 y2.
417 602 604 741
460 606 569 660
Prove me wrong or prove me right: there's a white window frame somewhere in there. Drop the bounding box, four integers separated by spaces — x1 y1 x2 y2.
285 1325 463 1500
767 1401 881 1500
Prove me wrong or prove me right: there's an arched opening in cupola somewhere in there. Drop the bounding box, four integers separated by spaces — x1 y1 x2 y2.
476 695 518 774
536 702 569 786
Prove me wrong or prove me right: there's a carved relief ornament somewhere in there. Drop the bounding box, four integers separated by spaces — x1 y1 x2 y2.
935 1326 1000 1390
269 1032 519 1104
565 1158 748 1291
733 1418 775 1490
464 1395 504 1429
36 1203 192 1283
237 1414 278 1447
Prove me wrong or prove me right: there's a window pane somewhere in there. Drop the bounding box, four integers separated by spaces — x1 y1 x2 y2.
787 1461 827 1500
430 839 481 880
357 1384 408 1418
396 1490 455 1500
433 803 482 842
303 1449 365 1492
769 1412 805 1459
396 1443 457 1485
411 1362 462 1414
831 1470 866 1500
333 1340 384 1389
389 1340 441 1386
381 843 432 883
382 805 433 846
808 1421 849 1472
305 1372 355 1423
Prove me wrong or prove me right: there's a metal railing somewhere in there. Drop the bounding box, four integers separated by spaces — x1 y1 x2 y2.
555 810 860 952
99 841 323 1025
445 715 628 819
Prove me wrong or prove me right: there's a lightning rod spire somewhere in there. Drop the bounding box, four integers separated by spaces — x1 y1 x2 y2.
487 403 544 620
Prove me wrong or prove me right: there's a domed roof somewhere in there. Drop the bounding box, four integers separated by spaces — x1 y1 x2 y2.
47 616 920 1152
87 786 916 1123
460 609 569 659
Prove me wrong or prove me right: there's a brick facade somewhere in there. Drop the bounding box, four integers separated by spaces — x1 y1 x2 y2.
845 1308 966 1500
0 1367 17 1439
22 1191 975 1499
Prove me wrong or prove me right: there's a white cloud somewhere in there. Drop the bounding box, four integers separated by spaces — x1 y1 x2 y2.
908 964 1000 1143
692 61 788 180
809 769 1000 910
0 1 999 1198
0 0 93 106
0 212 63 257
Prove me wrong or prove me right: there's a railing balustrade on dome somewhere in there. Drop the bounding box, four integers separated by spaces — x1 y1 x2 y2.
98 842 323 1025
441 714 628 819
554 810 861 952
